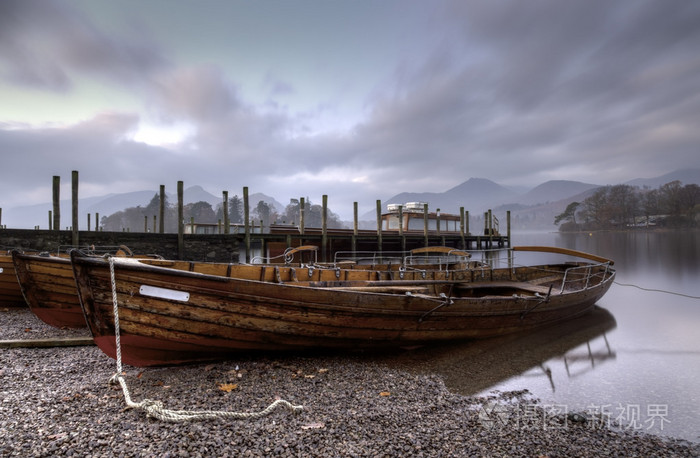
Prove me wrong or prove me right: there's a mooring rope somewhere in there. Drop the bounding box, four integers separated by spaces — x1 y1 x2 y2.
106 256 303 422
614 281 700 300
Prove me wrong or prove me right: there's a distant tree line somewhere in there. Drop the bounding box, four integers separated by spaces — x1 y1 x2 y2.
280 198 344 228
554 180 699 231
100 194 345 232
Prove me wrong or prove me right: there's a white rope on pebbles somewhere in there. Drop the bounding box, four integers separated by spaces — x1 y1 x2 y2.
106 256 303 422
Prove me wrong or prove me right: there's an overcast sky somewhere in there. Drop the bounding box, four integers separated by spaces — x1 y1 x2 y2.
1 0 699 219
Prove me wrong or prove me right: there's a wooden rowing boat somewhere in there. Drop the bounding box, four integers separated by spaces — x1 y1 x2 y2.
71 246 616 367
13 245 469 329
12 246 157 329
0 249 31 307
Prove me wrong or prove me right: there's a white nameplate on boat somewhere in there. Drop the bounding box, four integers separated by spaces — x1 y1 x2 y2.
0 268 3 273
139 285 190 302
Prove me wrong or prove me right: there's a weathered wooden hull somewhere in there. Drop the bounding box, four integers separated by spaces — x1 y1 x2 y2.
0 252 26 306
12 251 86 328
12 249 160 329
71 249 616 367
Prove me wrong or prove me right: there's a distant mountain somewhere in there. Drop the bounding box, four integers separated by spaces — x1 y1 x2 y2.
515 180 600 206
84 190 161 217
503 187 602 230
443 178 518 210
183 185 220 207
625 168 700 188
368 177 586 227
371 178 517 219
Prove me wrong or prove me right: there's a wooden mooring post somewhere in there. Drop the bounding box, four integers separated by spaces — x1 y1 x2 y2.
352 202 358 252
322 195 328 262
460 207 465 250
52 176 60 232
71 170 78 246
159 185 165 234
376 200 382 253
223 191 230 234
177 181 184 259
299 197 305 235
398 204 405 253
423 203 429 247
488 209 493 248
243 186 250 262
507 210 511 247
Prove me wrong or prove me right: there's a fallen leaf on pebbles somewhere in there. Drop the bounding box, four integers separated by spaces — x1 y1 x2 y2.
218 383 238 392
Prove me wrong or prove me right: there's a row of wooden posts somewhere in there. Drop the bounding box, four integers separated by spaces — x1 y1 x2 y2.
1 172 510 260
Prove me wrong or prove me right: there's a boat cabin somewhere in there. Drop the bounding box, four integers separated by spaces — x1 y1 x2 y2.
381 202 461 233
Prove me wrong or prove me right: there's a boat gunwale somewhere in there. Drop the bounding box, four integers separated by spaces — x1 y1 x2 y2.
71 251 615 304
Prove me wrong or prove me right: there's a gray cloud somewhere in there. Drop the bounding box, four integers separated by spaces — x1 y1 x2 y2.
342 0 700 186
0 0 167 91
1 0 699 220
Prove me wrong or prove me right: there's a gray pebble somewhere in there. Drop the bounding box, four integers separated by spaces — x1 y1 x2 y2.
1 308 698 457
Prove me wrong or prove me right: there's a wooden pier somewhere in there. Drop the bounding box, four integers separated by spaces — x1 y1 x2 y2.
0 175 510 263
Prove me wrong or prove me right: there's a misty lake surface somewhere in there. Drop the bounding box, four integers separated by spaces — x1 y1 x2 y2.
385 230 700 443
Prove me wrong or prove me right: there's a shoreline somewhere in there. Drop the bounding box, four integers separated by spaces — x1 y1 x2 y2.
1 307 698 457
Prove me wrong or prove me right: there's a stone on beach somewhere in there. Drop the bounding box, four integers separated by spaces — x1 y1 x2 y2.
0 308 697 457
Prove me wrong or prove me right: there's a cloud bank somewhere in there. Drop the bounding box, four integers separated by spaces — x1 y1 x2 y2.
1 0 699 221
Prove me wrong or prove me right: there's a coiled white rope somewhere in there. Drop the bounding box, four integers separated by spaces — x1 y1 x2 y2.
106 256 303 422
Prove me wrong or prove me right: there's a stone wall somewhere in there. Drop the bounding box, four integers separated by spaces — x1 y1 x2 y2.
0 229 241 262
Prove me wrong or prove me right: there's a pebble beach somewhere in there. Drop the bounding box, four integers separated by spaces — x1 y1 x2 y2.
1 307 697 457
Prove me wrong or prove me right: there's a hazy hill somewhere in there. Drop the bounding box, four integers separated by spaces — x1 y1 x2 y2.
443 178 518 210
515 180 599 206
84 190 161 217
375 178 517 219
504 187 602 230
625 168 700 188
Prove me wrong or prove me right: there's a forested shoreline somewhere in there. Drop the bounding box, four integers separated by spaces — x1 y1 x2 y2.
555 180 699 231
100 194 344 232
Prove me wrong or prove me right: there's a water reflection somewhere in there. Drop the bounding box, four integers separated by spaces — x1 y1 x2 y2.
510 230 699 442
381 306 616 396
375 230 699 442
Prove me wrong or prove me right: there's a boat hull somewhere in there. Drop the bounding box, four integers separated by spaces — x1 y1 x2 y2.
12 251 86 328
0 252 26 306
72 252 616 367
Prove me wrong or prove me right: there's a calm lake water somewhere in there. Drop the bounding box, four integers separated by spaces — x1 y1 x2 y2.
385 230 700 443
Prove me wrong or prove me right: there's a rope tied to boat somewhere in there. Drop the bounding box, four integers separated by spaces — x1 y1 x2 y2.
416 284 455 322
519 285 553 320
106 256 303 422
